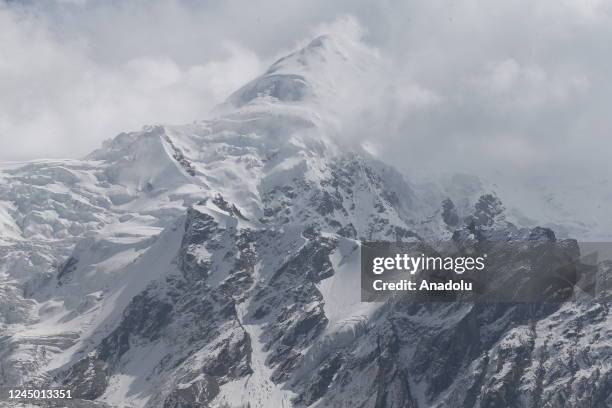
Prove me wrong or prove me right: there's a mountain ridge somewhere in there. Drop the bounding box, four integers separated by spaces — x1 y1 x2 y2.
1 33 611 408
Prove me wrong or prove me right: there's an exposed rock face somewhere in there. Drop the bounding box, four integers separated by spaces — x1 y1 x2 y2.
61 355 109 400
163 372 219 408
470 193 505 228
442 198 459 227
229 74 311 108
1 34 610 408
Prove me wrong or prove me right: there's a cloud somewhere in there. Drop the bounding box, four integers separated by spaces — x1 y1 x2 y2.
352 0 612 184
0 0 611 193
0 1 263 160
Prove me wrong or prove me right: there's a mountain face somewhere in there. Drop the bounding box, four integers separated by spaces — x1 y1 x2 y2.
1 35 611 408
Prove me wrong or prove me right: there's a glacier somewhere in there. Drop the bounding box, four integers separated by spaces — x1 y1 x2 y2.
0 34 611 408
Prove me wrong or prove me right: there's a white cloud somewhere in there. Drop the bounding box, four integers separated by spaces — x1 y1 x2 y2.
0 0 610 189
475 59 590 108
0 1 263 160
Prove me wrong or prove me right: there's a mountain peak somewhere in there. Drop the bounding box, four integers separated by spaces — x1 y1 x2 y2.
265 35 341 75
225 32 377 109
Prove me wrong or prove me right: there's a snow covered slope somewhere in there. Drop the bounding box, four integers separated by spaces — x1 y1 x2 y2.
1 34 611 408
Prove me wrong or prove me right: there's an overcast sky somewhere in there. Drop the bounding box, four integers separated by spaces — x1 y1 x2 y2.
1 0 611 187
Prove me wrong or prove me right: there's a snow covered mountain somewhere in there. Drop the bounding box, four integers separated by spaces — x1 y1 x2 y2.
1 34 611 408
